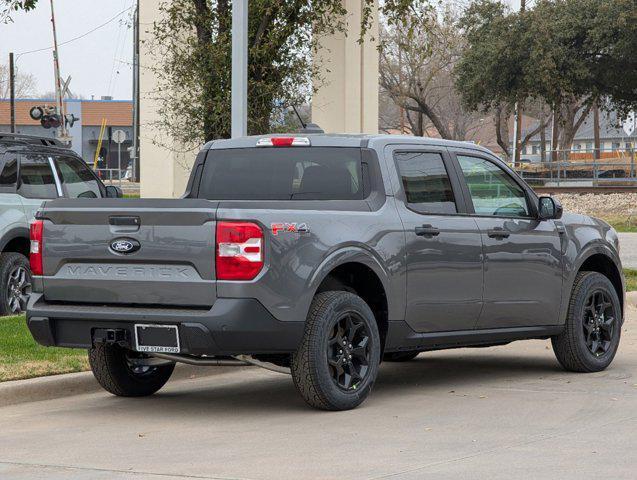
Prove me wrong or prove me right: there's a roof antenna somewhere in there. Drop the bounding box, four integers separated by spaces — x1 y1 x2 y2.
291 105 306 129
291 105 324 134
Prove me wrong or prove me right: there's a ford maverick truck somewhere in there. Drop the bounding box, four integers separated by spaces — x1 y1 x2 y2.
26 134 624 410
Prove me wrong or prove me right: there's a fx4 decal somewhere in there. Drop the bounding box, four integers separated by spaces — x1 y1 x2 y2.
271 222 310 236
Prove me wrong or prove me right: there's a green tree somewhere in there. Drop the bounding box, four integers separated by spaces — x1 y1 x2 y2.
2 0 421 145
455 0 637 155
1 0 37 23
147 0 422 144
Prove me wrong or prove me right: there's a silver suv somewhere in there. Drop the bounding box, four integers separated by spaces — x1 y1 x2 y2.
0 133 121 315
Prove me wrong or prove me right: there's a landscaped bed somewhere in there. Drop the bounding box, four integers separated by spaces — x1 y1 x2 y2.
0 314 88 382
554 193 637 232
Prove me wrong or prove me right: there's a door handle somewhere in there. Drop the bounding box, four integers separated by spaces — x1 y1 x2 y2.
415 224 440 237
487 227 510 239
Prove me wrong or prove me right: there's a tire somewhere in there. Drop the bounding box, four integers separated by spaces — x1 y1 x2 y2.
0 252 31 316
89 343 175 397
384 351 420 362
551 271 622 373
291 291 381 411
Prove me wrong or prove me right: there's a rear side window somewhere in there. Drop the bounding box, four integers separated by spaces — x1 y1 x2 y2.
394 151 457 214
18 154 58 199
198 147 362 200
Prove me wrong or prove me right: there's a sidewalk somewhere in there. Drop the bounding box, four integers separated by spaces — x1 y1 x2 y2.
619 232 637 269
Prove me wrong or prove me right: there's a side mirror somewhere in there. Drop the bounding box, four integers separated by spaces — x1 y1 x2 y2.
105 185 123 198
538 196 562 220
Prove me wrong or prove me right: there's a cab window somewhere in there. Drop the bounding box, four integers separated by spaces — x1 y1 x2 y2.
54 156 103 198
394 151 457 214
457 155 530 217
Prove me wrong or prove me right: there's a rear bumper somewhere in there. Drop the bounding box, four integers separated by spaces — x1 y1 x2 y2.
26 293 305 356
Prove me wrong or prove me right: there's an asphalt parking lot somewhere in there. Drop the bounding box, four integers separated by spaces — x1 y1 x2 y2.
1 307 636 480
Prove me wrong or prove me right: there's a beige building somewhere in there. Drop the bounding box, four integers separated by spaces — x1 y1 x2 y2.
138 0 380 198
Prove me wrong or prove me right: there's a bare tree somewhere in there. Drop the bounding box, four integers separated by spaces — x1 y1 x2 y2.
379 6 486 141
0 63 36 98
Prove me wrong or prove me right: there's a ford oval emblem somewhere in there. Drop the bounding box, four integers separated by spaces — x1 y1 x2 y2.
110 238 140 254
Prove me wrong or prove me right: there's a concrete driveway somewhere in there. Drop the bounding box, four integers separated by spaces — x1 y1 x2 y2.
1 309 636 480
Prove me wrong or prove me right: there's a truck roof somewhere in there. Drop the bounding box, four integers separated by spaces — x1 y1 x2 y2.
206 134 496 157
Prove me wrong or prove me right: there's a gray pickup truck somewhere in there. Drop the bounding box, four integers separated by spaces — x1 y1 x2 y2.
26 134 624 410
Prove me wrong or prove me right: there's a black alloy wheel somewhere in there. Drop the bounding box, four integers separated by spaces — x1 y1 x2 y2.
551 271 622 373
327 313 371 391
582 290 616 357
6 263 31 314
291 291 381 410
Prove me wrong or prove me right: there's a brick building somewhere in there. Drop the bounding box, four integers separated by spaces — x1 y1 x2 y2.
0 98 133 172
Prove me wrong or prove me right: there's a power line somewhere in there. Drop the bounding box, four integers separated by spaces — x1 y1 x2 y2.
16 5 134 58
106 0 133 97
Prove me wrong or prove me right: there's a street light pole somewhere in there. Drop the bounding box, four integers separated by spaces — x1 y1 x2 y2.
231 0 248 138
9 52 15 133
511 0 526 165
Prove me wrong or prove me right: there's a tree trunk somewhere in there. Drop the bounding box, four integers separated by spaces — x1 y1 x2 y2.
494 105 511 161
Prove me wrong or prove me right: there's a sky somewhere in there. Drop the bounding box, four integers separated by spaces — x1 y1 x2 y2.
0 0 135 100
0 0 522 102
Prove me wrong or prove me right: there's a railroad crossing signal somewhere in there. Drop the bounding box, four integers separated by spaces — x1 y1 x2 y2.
29 105 79 130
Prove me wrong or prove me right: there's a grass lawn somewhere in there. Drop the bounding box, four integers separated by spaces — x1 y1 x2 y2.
599 216 637 233
0 314 88 382
625 269 637 293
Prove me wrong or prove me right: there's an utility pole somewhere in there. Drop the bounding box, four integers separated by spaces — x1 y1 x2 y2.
132 0 140 182
231 0 248 138
511 0 526 165
49 0 69 143
551 106 559 163
9 53 16 133
593 101 601 160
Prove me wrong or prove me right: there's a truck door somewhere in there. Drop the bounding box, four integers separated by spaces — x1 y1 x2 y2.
387 145 483 333
452 152 563 328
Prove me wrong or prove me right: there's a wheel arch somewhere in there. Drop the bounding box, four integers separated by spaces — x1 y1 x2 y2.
0 227 30 258
308 247 396 352
569 246 624 318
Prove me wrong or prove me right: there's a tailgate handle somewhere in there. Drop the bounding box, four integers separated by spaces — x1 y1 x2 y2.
109 216 141 227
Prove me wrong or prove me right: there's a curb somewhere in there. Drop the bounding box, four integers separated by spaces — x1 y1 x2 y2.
0 364 247 407
627 291 637 309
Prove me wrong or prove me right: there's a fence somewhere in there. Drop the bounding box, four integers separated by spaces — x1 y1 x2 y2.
511 148 637 188
94 168 123 182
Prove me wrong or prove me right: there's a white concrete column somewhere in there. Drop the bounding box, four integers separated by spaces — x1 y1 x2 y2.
312 0 379 134
139 1 194 198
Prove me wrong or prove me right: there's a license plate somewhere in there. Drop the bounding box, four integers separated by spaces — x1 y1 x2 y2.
134 324 180 353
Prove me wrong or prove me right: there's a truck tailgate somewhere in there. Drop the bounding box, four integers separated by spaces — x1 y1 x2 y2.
37 199 218 307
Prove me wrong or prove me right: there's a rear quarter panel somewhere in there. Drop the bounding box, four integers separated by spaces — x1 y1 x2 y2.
216 198 406 323
0 194 29 250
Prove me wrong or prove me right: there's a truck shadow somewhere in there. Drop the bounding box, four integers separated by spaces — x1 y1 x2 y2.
102 349 565 416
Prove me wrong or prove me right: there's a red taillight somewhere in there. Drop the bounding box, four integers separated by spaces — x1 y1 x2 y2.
216 221 264 280
30 220 44 275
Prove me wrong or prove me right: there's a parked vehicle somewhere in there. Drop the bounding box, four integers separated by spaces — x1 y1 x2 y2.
0 133 122 315
26 134 624 410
